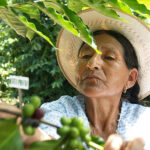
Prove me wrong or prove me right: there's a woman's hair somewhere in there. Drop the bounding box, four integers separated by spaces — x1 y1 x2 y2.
94 30 140 104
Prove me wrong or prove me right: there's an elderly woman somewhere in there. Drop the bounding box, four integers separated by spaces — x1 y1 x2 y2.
40 9 150 149
0 9 150 149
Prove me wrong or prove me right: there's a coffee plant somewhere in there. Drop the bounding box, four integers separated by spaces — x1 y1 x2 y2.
0 95 105 150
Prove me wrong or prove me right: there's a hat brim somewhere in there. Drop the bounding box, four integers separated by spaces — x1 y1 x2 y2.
56 9 150 100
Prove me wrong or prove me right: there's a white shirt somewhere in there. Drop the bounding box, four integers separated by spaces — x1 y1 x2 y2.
40 95 150 149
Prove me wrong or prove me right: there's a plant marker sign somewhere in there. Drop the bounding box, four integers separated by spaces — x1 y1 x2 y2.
7 75 29 90
7 75 29 109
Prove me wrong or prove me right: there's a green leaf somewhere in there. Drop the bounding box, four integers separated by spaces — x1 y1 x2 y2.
26 138 63 150
13 4 40 20
109 0 133 15
138 0 150 9
32 2 100 53
42 0 63 13
122 0 150 15
0 0 7 6
67 0 88 13
32 2 79 36
60 4 100 53
0 119 23 150
19 16 55 46
0 6 55 47
80 0 124 20
0 6 34 38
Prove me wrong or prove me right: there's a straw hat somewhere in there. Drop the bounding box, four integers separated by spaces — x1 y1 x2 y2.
56 9 150 100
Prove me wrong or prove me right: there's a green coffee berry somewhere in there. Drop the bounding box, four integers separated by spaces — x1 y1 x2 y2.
71 117 84 127
30 96 41 109
23 125 35 135
23 103 35 117
61 117 72 125
70 127 80 138
57 125 70 136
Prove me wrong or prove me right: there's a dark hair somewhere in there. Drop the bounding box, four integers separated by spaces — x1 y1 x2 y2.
94 30 140 104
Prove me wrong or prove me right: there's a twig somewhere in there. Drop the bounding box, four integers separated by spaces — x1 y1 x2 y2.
40 119 60 128
18 89 23 110
0 108 21 116
0 108 60 128
0 108 104 149
88 141 104 150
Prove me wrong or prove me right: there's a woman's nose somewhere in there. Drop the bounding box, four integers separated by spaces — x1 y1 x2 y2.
87 53 102 70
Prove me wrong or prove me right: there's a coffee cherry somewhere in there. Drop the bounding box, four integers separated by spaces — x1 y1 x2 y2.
23 125 35 135
79 126 90 136
82 134 92 143
61 117 72 125
57 117 105 149
77 141 84 150
57 125 70 136
69 138 80 149
70 127 80 138
71 117 83 127
23 103 35 117
30 96 41 109
33 108 44 119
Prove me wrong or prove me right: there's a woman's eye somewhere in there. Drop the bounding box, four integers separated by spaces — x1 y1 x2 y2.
81 55 92 59
104 56 115 61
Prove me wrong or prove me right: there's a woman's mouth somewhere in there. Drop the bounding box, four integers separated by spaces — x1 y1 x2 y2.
84 75 101 80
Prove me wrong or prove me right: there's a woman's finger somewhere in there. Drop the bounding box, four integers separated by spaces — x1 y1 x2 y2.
21 127 51 147
0 103 21 118
125 137 145 150
104 134 124 150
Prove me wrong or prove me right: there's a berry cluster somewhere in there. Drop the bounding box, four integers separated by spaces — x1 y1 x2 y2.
57 117 105 150
22 96 44 135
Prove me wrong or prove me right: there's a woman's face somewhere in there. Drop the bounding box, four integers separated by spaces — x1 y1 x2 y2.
75 33 131 98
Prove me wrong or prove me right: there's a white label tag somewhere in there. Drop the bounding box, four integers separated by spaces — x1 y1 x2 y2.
7 75 29 90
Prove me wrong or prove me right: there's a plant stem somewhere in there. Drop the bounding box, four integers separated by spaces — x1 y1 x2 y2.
0 108 21 116
40 119 60 128
0 108 60 128
88 141 104 150
0 108 105 149
18 88 23 110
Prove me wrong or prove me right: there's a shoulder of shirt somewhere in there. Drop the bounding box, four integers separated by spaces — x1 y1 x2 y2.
118 100 150 133
118 100 150 148
40 95 85 112
122 100 150 114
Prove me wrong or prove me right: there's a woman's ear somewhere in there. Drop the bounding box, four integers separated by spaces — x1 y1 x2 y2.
126 68 138 89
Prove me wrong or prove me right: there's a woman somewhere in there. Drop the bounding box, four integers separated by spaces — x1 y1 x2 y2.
40 9 150 149
0 9 150 149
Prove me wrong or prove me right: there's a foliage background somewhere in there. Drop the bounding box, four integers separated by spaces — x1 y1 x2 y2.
0 14 78 104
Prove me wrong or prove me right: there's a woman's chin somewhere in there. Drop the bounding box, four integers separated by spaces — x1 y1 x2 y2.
81 88 102 98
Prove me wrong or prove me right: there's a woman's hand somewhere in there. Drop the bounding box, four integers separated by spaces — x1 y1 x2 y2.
104 134 145 150
21 127 51 147
0 103 21 118
0 103 51 147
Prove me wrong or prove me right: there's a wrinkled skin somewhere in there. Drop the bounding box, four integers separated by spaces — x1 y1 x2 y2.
76 33 137 98
75 33 144 149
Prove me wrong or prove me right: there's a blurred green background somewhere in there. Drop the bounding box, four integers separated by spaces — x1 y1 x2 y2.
0 13 78 105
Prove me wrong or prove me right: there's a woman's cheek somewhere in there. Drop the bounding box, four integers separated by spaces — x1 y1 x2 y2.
76 61 87 76
75 67 82 87
75 64 86 87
